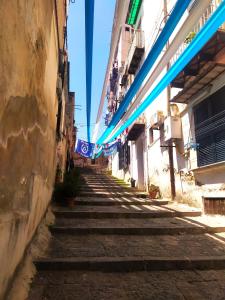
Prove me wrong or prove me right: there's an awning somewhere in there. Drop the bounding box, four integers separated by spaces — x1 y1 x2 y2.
171 30 225 103
127 123 145 141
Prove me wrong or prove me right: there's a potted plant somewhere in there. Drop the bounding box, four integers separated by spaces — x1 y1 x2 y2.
148 183 161 199
53 169 81 207
130 178 136 188
184 31 196 44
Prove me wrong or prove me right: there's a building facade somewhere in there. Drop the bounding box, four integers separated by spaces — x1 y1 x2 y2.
0 0 75 297
106 0 225 210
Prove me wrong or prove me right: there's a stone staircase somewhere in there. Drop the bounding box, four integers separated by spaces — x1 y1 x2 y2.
28 169 225 299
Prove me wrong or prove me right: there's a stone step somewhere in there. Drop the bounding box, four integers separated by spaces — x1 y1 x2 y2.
73 199 169 206
54 215 225 231
54 216 191 226
80 186 131 190
35 255 225 272
53 203 201 218
38 232 225 261
54 210 201 219
79 185 132 189
82 181 129 185
80 183 130 186
81 183 130 188
35 231 225 271
80 183 129 187
79 191 148 198
79 188 135 193
81 178 125 181
28 269 225 300
49 225 225 235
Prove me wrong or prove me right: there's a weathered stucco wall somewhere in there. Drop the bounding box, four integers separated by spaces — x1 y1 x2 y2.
0 0 61 298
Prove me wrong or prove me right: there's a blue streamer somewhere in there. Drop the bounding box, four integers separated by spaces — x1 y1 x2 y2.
97 0 192 144
95 148 103 158
107 1 225 142
85 0 95 142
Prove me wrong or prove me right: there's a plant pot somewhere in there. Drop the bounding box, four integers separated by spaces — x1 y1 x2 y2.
65 197 75 208
149 190 158 199
131 178 136 188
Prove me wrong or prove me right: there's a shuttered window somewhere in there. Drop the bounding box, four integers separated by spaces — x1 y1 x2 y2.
194 86 225 167
118 146 124 170
118 141 130 170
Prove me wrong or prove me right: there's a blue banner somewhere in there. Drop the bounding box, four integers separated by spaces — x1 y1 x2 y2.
103 142 118 157
76 139 95 158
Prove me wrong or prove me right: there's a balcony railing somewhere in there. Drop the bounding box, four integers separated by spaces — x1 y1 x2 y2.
171 1 225 66
127 29 145 75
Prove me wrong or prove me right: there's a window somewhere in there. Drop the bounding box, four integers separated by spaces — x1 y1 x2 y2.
194 86 225 167
118 146 124 170
118 141 130 170
149 128 154 144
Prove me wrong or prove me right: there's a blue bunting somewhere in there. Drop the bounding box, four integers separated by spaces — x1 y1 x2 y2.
107 0 225 142
97 0 192 144
85 0 95 142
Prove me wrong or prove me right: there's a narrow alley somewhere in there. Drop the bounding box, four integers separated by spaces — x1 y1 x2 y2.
2 0 225 299
27 167 225 299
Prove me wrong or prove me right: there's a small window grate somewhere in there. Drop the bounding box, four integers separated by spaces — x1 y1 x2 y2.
203 197 225 215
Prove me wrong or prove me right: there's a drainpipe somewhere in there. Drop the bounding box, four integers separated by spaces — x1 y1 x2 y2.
164 0 176 200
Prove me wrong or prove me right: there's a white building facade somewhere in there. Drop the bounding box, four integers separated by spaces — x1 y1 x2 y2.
105 0 225 212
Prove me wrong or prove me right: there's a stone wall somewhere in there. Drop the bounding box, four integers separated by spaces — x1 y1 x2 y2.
0 0 65 298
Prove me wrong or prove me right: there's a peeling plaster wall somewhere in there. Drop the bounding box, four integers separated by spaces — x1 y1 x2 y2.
0 0 61 298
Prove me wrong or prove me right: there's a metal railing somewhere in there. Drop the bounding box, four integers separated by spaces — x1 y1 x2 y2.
126 29 145 70
170 0 224 66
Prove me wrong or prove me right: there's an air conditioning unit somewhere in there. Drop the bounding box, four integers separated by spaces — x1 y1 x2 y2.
164 116 182 141
150 111 164 129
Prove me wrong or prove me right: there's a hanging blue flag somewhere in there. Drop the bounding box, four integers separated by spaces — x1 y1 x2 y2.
103 142 118 157
76 139 95 158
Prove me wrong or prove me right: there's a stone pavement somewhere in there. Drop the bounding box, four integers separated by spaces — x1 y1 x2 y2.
28 168 225 299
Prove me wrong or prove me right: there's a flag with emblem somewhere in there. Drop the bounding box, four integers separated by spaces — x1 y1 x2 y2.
75 139 95 158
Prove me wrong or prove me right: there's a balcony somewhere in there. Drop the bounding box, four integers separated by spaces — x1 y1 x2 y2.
170 2 225 103
120 72 128 86
127 30 145 75
127 115 146 141
109 62 118 93
170 30 225 103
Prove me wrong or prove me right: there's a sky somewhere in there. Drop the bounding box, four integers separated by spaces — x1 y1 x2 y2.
68 0 116 141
